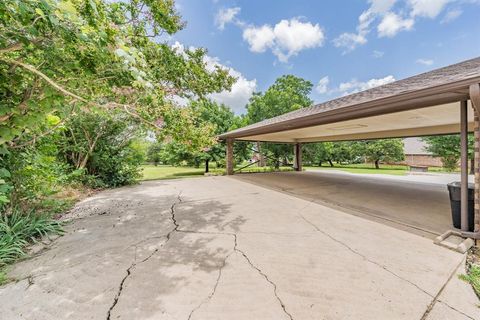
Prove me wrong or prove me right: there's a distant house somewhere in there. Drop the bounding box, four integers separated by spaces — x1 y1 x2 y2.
401 137 443 167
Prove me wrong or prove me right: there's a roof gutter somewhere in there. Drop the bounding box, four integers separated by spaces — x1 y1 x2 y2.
219 76 480 140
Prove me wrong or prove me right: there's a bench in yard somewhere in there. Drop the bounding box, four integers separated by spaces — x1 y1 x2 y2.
409 165 428 172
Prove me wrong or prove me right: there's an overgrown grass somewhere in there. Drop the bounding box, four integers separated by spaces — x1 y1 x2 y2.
460 265 480 298
0 210 64 285
461 248 480 299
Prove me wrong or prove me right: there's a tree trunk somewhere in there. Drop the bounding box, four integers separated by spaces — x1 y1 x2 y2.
328 159 334 167
470 158 474 175
318 161 322 167
375 160 380 169
205 159 209 173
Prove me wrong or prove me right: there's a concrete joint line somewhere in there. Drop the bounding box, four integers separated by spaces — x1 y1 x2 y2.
297 213 434 298
106 193 183 320
435 300 476 320
420 259 474 320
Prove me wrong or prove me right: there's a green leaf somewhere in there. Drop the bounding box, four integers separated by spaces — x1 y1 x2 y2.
35 8 45 17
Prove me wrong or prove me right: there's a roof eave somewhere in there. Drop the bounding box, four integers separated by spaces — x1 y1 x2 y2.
219 76 480 140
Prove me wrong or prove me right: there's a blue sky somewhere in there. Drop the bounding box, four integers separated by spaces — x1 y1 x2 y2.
171 0 480 113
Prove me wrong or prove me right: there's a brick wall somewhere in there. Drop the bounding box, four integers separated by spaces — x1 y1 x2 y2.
399 154 443 167
475 114 479 232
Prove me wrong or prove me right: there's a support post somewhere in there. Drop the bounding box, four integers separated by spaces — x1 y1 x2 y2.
294 143 302 172
460 100 469 231
471 84 480 233
226 138 234 175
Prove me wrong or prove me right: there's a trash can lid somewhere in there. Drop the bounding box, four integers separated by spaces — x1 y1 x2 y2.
447 181 474 188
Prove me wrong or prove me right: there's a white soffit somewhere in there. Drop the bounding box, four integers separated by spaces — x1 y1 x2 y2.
241 101 474 143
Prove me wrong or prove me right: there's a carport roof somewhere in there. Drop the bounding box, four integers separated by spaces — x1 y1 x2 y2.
219 57 480 143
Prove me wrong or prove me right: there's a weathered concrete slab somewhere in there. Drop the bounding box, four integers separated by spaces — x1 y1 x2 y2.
0 176 477 319
235 171 452 236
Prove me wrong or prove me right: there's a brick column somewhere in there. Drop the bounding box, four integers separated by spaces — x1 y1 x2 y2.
294 143 302 171
475 114 480 232
226 138 234 175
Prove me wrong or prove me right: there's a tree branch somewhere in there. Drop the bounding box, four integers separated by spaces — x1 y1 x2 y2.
1 57 90 104
1 57 161 130
0 42 24 54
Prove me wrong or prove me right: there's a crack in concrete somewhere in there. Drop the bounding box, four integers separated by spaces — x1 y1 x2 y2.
107 192 293 320
299 212 477 320
233 234 294 320
420 258 473 320
106 193 183 320
298 213 435 299
106 244 164 320
175 231 293 319
187 247 234 320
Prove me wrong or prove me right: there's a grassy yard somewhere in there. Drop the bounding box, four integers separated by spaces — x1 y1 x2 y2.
140 165 206 181
142 163 458 180
140 164 295 181
305 163 409 176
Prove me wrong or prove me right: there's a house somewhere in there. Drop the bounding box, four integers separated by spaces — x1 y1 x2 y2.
401 137 443 167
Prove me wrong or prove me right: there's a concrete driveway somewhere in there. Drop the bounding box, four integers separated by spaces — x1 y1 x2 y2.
236 170 457 237
0 176 478 319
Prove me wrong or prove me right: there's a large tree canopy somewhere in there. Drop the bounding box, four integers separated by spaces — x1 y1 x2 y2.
0 0 234 150
246 75 313 123
422 134 474 171
246 75 313 167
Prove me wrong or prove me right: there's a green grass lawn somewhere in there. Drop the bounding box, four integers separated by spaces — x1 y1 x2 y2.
142 163 457 180
140 165 206 181
140 164 295 181
305 163 409 176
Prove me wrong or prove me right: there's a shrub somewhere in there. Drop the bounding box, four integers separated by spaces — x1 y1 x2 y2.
59 112 144 188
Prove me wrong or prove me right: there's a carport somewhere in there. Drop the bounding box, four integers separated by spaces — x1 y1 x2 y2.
219 57 480 239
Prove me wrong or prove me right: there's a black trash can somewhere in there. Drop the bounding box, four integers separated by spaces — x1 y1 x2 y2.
447 181 474 232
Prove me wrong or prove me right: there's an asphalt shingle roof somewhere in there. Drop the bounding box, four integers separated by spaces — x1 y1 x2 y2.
220 57 480 139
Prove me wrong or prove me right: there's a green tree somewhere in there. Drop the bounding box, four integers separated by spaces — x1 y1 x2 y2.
0 0 235 206
58 112 144 187
0 0 234 147
360 139 405 169
146 142 163 166
157 99 245 170
246 75 313 167
422 134 474 172
303 143 334 167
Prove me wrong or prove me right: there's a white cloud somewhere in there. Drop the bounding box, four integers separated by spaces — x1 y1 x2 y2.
171 41 256 113
441 8 462 23
330 75 396 96
209 74 257 114
333 0 396 52
333 32 368 53
377 12 414 37
243 18 325 62
215 7 241 30
315 74 396 97
416 58 434 65
409 0 451 18
333 0 477 51
373 50 385 58
243 25 275 52
316 76 330 94
203 55 257 113
368 0 398 13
